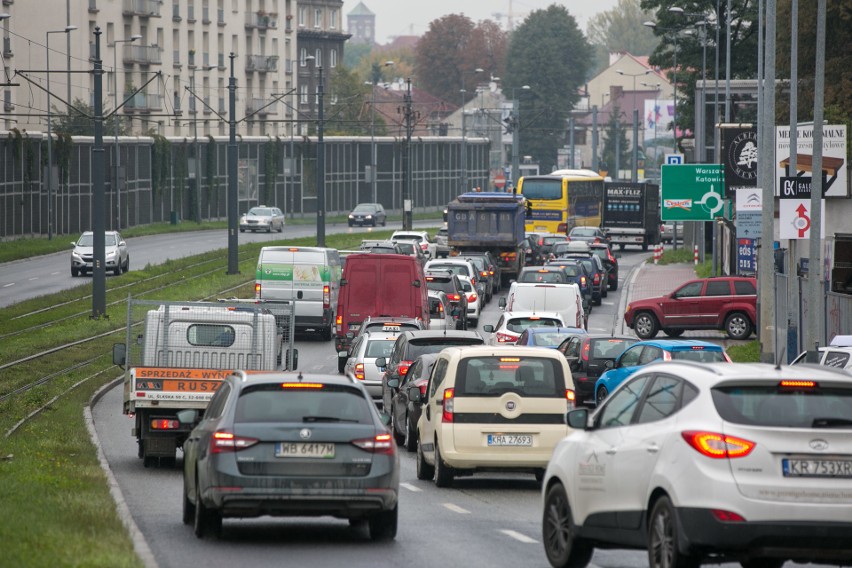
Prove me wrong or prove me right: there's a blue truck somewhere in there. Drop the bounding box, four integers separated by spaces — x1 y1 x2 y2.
446 192 527 286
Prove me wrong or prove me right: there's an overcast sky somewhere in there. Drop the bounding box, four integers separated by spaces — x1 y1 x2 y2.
343 0 621 44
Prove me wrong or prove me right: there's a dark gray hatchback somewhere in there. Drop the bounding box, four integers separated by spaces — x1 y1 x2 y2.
182 371 399 540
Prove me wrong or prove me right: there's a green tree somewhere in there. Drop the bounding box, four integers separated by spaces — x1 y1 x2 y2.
343 43 373 71
601 105 631 177
587 0 660 57
324 66 372 136
50 97 131 136
504 5 592 173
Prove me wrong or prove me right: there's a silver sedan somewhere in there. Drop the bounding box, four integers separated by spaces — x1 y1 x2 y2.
239 206 285 233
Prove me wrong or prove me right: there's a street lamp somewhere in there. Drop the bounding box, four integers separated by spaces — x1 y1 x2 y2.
509 85 530 191
616 68 652 95
305 54 325 246
644 21 680 152
111 34 141 231
189 63 216 223
46 24 77 240
368 60 394 203
460 67 483 192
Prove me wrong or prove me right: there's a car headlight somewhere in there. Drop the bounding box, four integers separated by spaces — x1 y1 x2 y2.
106 250 116 258
239 216 247 223
71 251 81 260
348 214 354 218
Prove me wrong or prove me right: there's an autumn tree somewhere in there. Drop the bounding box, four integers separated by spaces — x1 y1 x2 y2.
414 14 507 104
353 46 416 85
504 5 592 173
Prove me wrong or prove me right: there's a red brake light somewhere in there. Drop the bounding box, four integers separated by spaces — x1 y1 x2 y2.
449 294 461 301
352 434 395 454
580 275 587 286
442 388 455 422
663 351 672 361
254 283 262 297
496 332 517 343
420 242 428 251
470 277 476 286
481 271 488 278
419 382 428 396
336 314 343 325
565 389 576 405
398 361 412 376
538 238 544 246
607 250 616 263
150 419 180 430
593 274 600 285
211 430 259 453
593 238 601 244
281 383 324 389
469 293 477 302
557 223 568 233
711 509 746 522
355 363 365 381
681 431 756 459
581 341 590 361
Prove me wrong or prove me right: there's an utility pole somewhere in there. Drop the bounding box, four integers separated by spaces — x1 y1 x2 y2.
632 109 639 183
511 97 520 191
591 106 599 172
227 52 239 274
316 62 325 247
401 78 416 230
91 27 107 319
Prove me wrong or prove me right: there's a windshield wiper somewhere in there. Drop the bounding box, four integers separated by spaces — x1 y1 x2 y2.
811 417 852 428
302 415 359 423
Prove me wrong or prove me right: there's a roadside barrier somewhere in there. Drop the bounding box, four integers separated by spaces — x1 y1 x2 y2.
654 244 662 265
694 245 699 265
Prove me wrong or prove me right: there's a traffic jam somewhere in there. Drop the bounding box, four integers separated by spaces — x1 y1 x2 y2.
134 183 852 568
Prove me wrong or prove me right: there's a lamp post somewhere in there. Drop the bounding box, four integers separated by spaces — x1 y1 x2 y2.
460 67 483 192
189 64 216 223
644 21 681 152
111 34 141 231
616 68 651 95
616 69 651 182
368 60 394 203
305 55 325 246
509 85 530 191
45 25 77 240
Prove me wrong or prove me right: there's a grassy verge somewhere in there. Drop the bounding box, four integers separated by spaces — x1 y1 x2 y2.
0 229 396 567
726 340 761 362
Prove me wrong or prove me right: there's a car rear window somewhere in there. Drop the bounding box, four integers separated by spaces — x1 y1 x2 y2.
734 280 757 295
407 338 484 359
669 349 727 363
543 236 567 246
712 384 852 428
591 338 636 359
531 331 571 347
364 322 421 333
426 277 455 294
519 271 564 283
366 339 395 358
506 317 562 333
455 356 566 397
235 384 373 424
429 264 471 277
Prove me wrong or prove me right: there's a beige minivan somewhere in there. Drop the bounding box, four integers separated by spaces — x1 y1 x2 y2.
409 345 575 487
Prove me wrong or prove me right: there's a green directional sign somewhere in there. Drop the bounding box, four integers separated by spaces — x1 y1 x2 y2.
661 164 725 221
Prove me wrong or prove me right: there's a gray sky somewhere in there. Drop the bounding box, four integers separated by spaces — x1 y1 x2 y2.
344 0 620 44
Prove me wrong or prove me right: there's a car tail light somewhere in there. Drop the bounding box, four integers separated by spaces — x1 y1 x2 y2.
336 314 343 326
580 275 587 287
352 434 395 454
663 351 672 361
469 293 478 302
420 242 428 251
323 285 330 309
470 276 476 286
681 431 756 459
437 303 444 313
496 332 517 343
711 509 746 522
354 363 365 381
442 388 455 422
481 271 488 278
565 389 576 410
593 273 600 285
501 252 517 261
780 380 816 388
581 341 590 361
398 360 413 376
723 352 733 363
538 238 544 246
489 269 495 276
150 419 180 430
211 430 259 453
449 293 461 301
254 282 261 298
593 238 601 244
607 250 616 263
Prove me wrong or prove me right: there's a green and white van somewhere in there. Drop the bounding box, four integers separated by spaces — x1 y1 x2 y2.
255 246 342 340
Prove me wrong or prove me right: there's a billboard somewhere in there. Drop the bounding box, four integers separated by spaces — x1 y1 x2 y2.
721 126 758 196
775 125 847 198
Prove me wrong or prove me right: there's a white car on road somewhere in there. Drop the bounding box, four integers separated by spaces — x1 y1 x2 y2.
392 230 438 259
482 311 565 346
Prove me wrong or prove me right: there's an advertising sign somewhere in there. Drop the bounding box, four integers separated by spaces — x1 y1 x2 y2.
775 124 847 198
735 187 762 240
737 238 757 274
722 126 758 196
660 164 724 221
603 183 645 228
778 176 826 240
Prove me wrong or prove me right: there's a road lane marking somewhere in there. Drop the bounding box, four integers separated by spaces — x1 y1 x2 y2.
499 529 538 544
443 503 470 514
400 483 422 492
3 283 14 288
29 277 38 281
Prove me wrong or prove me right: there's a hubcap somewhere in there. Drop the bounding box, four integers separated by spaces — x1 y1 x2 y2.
650 507 674 568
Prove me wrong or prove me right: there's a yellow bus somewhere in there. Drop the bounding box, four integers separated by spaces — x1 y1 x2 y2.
518 169 605 234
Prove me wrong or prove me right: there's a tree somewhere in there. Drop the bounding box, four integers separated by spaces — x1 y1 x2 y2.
587 0 660 57
601 104 631 177
414 14 507 104
343 43 373 71
353 46 416 85
50 97 131 136
504 5 592 173
324 66 372 136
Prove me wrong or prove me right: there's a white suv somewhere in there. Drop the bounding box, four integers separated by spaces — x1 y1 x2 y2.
410 345 575 486
482 311 565 346
541 361 852 568
391 230 437 259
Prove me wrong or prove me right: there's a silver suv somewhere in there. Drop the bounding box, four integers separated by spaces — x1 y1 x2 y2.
71 230 129 277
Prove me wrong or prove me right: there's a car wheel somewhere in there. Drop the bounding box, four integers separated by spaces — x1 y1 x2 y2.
267 226 272 233
593 294 602 306
725 312 753 340
320 326 332 341
337 356 346 374
348 221 353 227
609 277 618 291
542 482 594 568
368 504 398 541
182 475 195 525
434 442 454 488
634 312 659 339
534 469 545 483
372 219 377 227
123 256 130 273
193 481 222 539
113 263 121 276
601 286 608 298
648 496 699 568
71 267 79 277
240 228 245 233
663 328 684 338
416 437 434 480
278 223 283 233
403 415 417 452
595 385 608 407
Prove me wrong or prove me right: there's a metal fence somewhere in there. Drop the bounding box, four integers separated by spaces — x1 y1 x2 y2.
0 131 490 239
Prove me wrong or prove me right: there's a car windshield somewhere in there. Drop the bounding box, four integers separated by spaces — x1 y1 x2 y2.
407 338 483 359
353 204 376 213
366 339 395 358
455 356 566 397
77 233 117 246
507 318 561 333
712 385 852 428
560 265 581 277
248 208 272 216
591 338 636 359
669 349 727 363
571 228 597 237
235 384 373 424
543 237 567 246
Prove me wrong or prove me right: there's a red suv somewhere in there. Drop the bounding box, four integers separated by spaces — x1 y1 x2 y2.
624 276 757 340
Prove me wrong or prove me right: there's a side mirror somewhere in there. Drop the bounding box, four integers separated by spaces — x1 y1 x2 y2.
387 378 399 389
286 349 299 370
340 278 348 286
112 343 126 367
176 409 200 425
604 359 615 370
413 280 421 288
407 385 423 403
498 298 507 309
483 325 495 333
567 408 590 430
375 356 387 368
378 412 392 427
70 241 77 247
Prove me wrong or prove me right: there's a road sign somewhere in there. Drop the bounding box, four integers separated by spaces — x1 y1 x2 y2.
660 164 724 221
735 187 762 240
778 176 825 240
665 153 684 165
494 173 506 190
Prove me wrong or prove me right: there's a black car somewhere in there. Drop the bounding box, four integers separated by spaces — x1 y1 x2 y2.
348 203 387 227
387 353 438 452
181 370 399 540
560 253 608 305
536 233 569 260
556 334 638 406
424 271 469 330
590 243 619 291
462 250 503 294
567 226 610 247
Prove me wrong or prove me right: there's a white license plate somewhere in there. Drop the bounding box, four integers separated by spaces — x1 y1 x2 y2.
783 458 852 478
487 434 532 446
275 442 336 459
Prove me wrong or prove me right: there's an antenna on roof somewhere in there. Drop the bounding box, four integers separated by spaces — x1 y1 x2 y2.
775 347 786 370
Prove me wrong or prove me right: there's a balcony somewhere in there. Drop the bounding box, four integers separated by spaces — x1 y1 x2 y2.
122 0 161 17
123 92 163 112
123 44 162 65
246 54 278 73
245 11 278 30
246 97 278 115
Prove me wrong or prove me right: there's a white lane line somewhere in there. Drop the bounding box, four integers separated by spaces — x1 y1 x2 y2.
442 503 471 514
499 529 538 544
50 271 60 276
2 282 14 288
601 301 615 306
400 482 422 492
29 277 39 281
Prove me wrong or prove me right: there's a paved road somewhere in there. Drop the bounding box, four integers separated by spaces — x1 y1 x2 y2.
0 220 438 308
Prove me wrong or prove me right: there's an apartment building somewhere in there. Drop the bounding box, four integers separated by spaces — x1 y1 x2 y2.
0 0 308 137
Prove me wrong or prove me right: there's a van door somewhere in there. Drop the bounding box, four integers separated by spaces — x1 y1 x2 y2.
378 258 418 318
341 258 380 334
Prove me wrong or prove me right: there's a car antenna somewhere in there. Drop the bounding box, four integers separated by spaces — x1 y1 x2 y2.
775 347 786 371
297 371 303 381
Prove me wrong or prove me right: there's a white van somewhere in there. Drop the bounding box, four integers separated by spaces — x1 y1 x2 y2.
500 282 585 330
255 246 342 339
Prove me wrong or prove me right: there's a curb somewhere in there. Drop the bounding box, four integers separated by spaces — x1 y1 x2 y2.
84 378 158 568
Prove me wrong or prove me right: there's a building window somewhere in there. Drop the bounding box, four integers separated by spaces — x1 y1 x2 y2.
330 9 337 29
330 49 337 68
299 47 307 66
314 8 321 28
298 6 306 27
300 84 308 104
315 48 322 67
